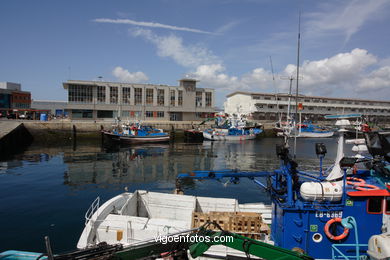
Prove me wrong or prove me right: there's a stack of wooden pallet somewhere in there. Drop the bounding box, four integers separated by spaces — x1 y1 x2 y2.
191 211 270 240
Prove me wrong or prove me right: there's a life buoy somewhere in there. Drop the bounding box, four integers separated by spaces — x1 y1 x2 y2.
346 177 380 191
324 218 349 241
346 177 365 185
354 183 380 191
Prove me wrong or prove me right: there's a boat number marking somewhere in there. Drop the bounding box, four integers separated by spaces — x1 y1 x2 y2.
315 211 343 218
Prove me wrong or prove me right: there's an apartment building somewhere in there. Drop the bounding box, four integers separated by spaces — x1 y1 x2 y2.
224 92 390 121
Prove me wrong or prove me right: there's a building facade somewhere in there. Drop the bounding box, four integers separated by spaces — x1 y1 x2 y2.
31 100 68 116
63 78 215 121
224 92 390 122
0 82 31 115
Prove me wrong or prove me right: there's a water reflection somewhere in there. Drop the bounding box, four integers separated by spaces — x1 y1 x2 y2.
0 137 347 253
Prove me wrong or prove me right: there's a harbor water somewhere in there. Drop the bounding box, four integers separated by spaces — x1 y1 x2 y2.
0 137 348 254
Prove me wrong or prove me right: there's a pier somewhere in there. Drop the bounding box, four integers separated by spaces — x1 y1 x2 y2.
0 121 33 157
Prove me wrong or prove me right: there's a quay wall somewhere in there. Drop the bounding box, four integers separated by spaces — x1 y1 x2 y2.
3 119 390 144
0 122 33 158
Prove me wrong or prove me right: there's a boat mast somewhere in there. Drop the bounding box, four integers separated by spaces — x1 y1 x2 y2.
293 12 301 158
269 56 280 122
295 12 301 120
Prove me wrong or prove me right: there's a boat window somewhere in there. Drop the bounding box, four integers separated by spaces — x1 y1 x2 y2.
386 198 390 215
367 197 383 214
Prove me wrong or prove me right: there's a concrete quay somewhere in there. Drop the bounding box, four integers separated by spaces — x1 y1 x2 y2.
0 121 33 157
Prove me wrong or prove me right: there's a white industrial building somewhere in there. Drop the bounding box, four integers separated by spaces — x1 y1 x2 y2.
63 78 215 121
224 91 390 121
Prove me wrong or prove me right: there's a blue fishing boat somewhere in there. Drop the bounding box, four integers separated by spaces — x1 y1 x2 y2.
203 115 263 141
177 120 390 259
102 121 170 144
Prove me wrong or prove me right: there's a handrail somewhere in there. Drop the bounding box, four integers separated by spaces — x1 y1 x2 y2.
85 197 100 225
331 243 368 260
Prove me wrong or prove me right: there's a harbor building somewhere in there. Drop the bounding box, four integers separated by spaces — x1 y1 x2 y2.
224 91 390 122
31 100 68 117
62 78 215 121
0 82 31 109
0 82 31 116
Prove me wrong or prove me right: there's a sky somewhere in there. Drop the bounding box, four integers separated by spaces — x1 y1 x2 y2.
1 0 390 107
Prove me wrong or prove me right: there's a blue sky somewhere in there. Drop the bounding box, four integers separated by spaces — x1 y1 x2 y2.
1 0 390 107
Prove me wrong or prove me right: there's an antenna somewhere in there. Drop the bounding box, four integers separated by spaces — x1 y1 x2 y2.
269 56 279 117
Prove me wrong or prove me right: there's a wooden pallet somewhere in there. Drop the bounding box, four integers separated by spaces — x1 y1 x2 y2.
192 211 270 239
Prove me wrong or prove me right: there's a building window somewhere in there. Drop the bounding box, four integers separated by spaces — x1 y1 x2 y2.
267 105 273 109
97 86 105 103
122 87 131 104
68 85 93 103
178 90 183 106
322 100 328 103
196 91 202 107
304 99 310 102
157 89 165 106
205 92 212 107
97 110 113 118
170 90 175 106
72 109 93 118
110 87 118 104
264 96 271 100
145 111 153 117
146 89 154 105
134 88 142 105
252 96 261 100
157 111 164 118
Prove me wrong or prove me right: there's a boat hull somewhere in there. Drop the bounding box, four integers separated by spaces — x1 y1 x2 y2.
102 130 170 144
184 129 204 141
203 131 257 141
296 131 334 138
119 135 170 143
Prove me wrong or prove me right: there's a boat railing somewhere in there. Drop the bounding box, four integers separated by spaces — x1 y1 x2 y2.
331 243 368 260
85 197 100 225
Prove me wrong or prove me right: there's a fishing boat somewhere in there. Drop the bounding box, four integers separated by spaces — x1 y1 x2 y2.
276 121 334 138
77 190 272 249
203 127 262 141
203 115 263 141
177 121 390 260
102 121 170 144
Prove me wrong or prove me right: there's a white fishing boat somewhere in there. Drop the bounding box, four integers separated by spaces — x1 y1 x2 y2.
77 190 272 250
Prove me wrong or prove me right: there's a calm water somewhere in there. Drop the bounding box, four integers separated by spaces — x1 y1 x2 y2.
0 137 347 253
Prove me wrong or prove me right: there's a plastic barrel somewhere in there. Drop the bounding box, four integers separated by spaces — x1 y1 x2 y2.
40 113 47 121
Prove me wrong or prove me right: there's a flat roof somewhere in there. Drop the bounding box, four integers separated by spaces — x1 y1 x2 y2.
226 91 390 104
63 80 214 91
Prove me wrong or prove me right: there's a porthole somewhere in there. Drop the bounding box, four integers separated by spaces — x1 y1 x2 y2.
313 233 323 243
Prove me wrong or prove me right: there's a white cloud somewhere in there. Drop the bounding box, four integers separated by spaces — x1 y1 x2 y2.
305 0 390 42
112 66 148 83
93 18 215 35
130 28 220 68
123 26 389 101
282 48 377 93
357 66 390 92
